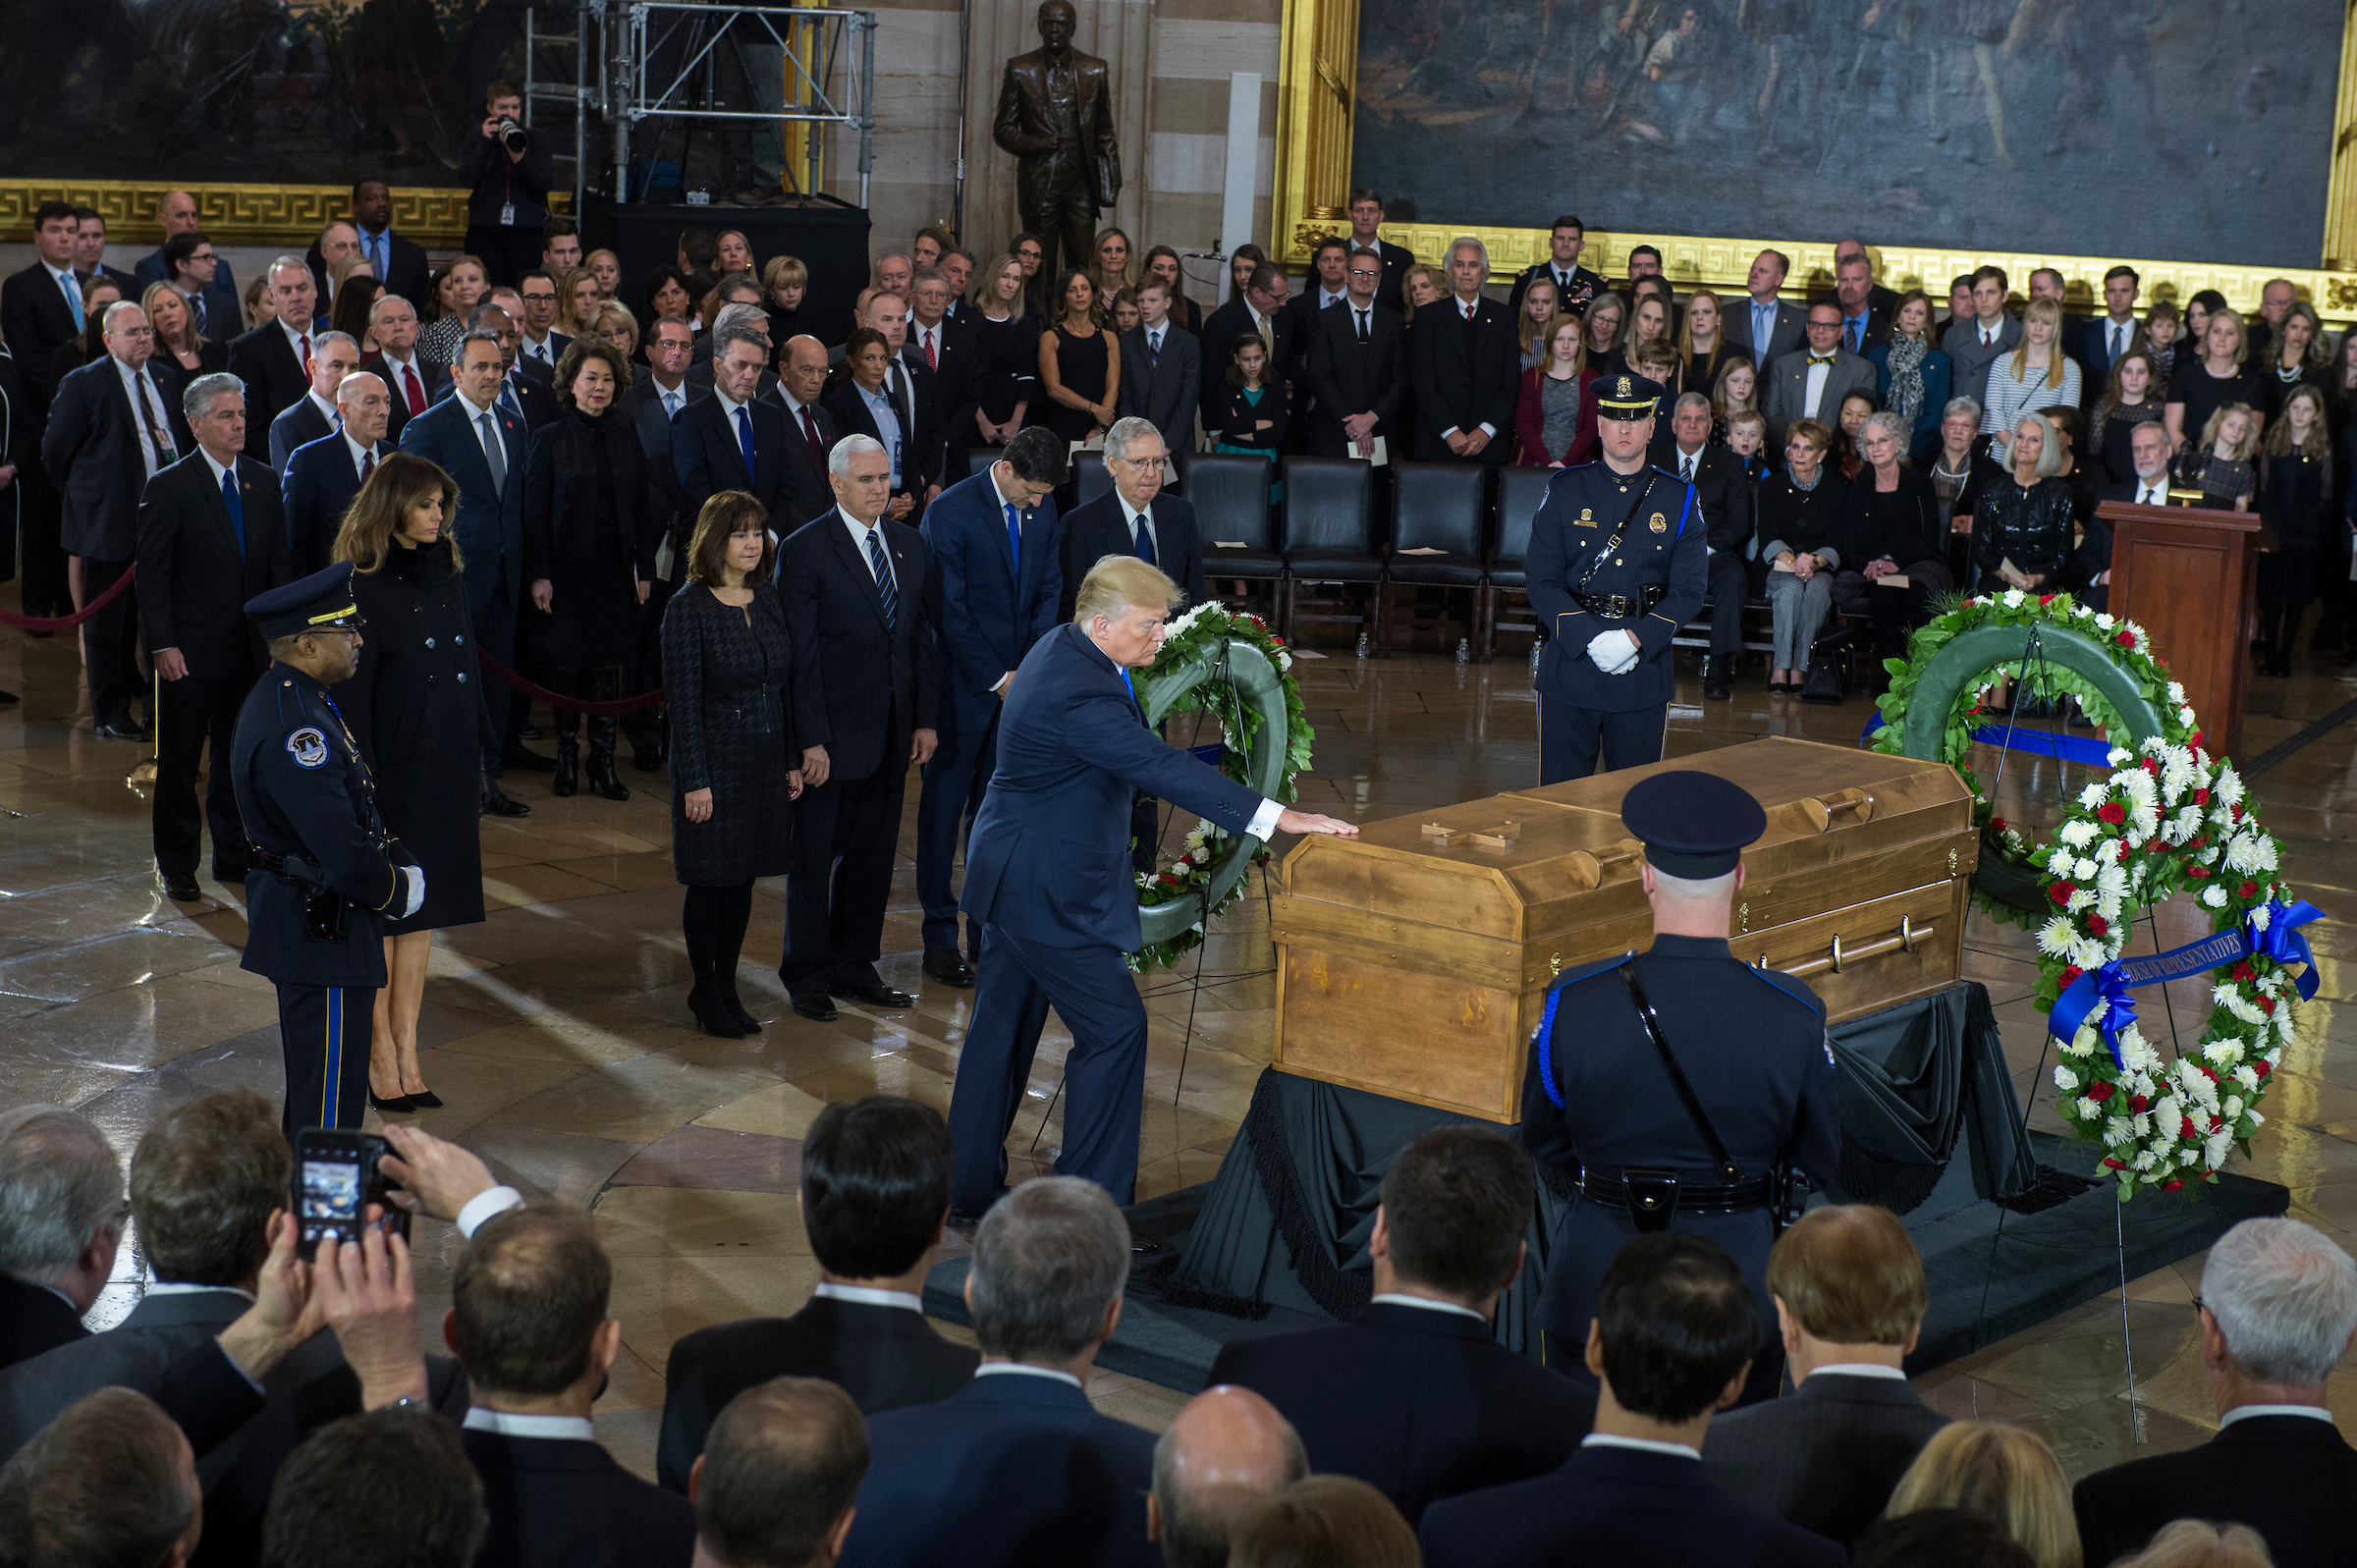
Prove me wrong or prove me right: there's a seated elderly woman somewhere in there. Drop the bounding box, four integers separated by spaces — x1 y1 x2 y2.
1833 410 1953 666
1754 417 1850 694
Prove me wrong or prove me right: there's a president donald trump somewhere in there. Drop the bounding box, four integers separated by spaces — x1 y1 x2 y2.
946 556 1357 1217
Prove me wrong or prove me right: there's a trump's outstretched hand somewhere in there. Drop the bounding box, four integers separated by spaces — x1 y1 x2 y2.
1275 809 1358 838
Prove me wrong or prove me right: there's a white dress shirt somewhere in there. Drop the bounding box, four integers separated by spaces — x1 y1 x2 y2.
812 1282 924 1315
280 316 314 364
378 351 429 413
856 380 904 486
2221 1403 2336 1428
456 1185 524 1237
914 321 945 366
1803 357 1832 418
199 446 236 492
1118 491 1159 561
1806 1362 1909 1381
840 506 898 595
306 388 341 431
463 1408 596 1442
521 331 559 369
344 432 379 474
111 355 174 478
1319 287 1347 309
1368 1292 1488 1324
46 261 81 317
974 1362 1084 1390
2135 475 2167 506
1581 1433 1703 1461
653 374 691 422
451 387 506 472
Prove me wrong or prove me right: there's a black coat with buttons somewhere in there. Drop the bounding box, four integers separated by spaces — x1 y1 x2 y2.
337 535 490 932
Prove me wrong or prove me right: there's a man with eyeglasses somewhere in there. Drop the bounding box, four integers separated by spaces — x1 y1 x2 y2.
159 234 229 341
1304 248 1404 460
512 269 571 373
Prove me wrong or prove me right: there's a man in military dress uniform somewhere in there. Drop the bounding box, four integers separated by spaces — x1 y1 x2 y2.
1525 374 1707 784
1521 771 1843 1404
230 565 425 1136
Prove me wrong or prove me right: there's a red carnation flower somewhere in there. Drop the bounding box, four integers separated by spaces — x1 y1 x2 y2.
2050 882 2077 905
2210 1114 2224 1132
2194 788 2211 805
2097 802 2126 825
2087 914 2110 937
1990 817 2008 834
2164 1178 2185 1193
2061 965 2084 988
2190 730 2205 749
2186 836 2206 851
2130 1093 2150 1112
2230 961 2256 982
2238 882 2258 900
2232 802 2245 821
1268 634 1287 646
2116 628 2137 648
2143 757 2163 776
2255 1059 2273 1079
2102 1157 2127 1169
2040 593 2058 605
2181 1116 2201 1138
2088 1080 2116 1102
2195 1064 2219 1081
2260 996 2276 1015
2187 866 2210 879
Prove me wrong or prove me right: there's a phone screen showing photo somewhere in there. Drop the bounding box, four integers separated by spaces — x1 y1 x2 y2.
300 1157 363 1248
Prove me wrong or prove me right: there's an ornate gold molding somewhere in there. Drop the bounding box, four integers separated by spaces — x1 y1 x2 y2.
2328 0 2357 269
0 182 572 248
1274 0 1361 253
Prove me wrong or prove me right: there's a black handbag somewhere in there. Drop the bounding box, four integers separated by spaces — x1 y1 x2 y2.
1800 625 1849 705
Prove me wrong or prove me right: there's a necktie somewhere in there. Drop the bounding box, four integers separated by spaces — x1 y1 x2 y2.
1679 453 1695 483
188 291 206 337
400 362 425 415
1847 318 1862 353
1807 353 1834 366
2111 323 2126 360
1355 308 1370 345
369 233 387 276
1983 328 1995 348
1462 300 1475 323
663 391 681 419
1557 271 1569 292
299 332 312 381
736 405 758 483
923 329 938 370
798 405 825 466
477 411 506 492
359 449 375 486
61 270 82 322
220 466 247 555
500 377 521 415
1148 330 1162 367
134 373 176 469
1132 509 1156 566
864 525 897 629
1004 502 1022 576
1121 668 1137 709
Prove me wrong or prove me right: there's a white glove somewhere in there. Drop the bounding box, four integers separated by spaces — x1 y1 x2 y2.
402 866 426 919
1586 629 1640 676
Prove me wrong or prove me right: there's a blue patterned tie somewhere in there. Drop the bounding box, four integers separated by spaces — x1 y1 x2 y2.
220 467 247 556
736 405 758 484
1133 509 1155 566
865 525 897 630
1004 502 1021 578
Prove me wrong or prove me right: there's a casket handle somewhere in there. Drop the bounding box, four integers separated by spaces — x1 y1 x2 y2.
1798 788 1876 833
1561 838 1645 892
1781 916 1933 980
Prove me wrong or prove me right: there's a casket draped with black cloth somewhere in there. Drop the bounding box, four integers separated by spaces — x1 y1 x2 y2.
1268 737 1981 1122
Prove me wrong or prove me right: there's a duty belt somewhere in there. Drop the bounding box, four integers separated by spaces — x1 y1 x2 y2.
250 845 327 888
1576 1167 1773 1232
1571 585 1667 620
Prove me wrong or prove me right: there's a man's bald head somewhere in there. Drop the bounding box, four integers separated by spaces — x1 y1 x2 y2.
1148 1385 1306 1568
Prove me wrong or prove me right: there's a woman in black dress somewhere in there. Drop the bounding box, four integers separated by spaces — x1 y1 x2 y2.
332 452 492 1112
524 337 659 800
965 252 1038 449
663 493 800 1038
2257 386 2335 676
1834 410 1951 663
2165 307 2272 456
1036 269 1119 448
1756 418 1850 693
2088 350 2165 484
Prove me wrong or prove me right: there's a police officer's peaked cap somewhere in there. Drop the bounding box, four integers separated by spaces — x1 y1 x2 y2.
1594 373 1666 420
247 566 367 641
1620 770 1765 879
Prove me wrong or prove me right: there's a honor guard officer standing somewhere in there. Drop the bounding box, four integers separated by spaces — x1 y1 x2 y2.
230 565 426 1137
1525 374 1707 784
1521 771 1842 1404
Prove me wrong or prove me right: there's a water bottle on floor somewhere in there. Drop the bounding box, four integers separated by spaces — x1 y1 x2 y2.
1455 637 1470 664
1355 632 1369 660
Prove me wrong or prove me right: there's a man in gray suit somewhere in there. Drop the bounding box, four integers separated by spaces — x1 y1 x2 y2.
1117 277 1199 458
1941 265 2022 407
1723 249 1805 369
1762 305 1879 449
1702 1206 1947 1552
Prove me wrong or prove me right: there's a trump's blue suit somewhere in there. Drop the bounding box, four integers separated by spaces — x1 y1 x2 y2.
915 467 1062 955
398 391 526 772
946 622 1263 1212
844 1371 1157 1568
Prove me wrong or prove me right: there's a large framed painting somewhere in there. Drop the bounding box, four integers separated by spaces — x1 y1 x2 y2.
1275 0 2357 321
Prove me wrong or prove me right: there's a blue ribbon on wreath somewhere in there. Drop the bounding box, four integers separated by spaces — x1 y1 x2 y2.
2048 896 2320 1058
2248 898 2322 1000
2050 964 2139 1068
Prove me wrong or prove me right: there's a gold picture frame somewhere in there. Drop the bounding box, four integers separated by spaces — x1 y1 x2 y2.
0 182 572 249
1277 0 2357 326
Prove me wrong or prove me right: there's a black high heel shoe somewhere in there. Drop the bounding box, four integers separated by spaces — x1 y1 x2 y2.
407 1089 445 1109
368 1088 416 1113
687 980 746 1039
717 975 761 1034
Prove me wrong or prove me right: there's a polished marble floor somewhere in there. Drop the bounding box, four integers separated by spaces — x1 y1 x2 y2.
8 608 2357 1484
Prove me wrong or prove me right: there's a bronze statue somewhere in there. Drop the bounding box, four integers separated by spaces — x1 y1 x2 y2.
992 0 1121 287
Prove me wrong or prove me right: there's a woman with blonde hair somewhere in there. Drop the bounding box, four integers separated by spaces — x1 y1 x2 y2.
1678 286 1734 395
331 452 488 1112
2110 1519 2273 1568
2165 306 2269 455
1228 1477 1420 1568
584 246 622 298
577 298 639 362
416 253 489 370
1089 226 1138 305
141 281 226 380
556 267 601 335
1885 1421 2081 1568
1619 291 1677 390
966 251 1037 446
1398 263 1444 325
1980 297 2081 464
1515 274 1560 369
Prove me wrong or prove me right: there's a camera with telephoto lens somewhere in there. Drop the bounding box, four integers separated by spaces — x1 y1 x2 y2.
498 117 529 155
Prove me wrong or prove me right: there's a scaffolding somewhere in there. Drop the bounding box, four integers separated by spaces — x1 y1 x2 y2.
525 1 878 212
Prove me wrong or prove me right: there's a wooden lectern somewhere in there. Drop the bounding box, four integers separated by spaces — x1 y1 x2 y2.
2098 500 2260 756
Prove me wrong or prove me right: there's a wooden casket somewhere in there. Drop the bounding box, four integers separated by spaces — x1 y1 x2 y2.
1269 737 1979 1123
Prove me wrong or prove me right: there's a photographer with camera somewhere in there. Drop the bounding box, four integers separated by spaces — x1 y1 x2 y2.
460 81 554 289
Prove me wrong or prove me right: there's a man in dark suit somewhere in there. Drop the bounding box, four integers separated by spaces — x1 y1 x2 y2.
1762 306 1879 449
359 294 444 447
1704 1207 1947 1552
71 210 137 299
1659 393 1756 701
1304 248 1405 460
398 328 531 799
2077 264 2144 402
226 257 323 460
1941 266 2022 406
41 299 189 741
1211 1127 1595 1525
1198 263 1291 432
1284 237 1352 450
779 436 938 1020
2 202 86 624
1831 252 1891 356
1407 240 1518 465
906 267 977 479
266 330 360 475
284 371 393 576
914 427 1064 987
135 191 241 332
679 1378 866 1568
1724 249 1805 370
453 1205 694 1568
0 1386 206 1568
677 319 793 540
2084 421 2168 614
1117 278 1200 458
2075 1217 2357 1568
658 1097 976 1491
613 316 710 770
138 374 296 899
512 268 573 378
344 178 431 311
1419 1235 1845 1568
846 1177 1157 1568
1061 419 1205 617
1828 239 1900 319
466 302 561 434
1506 215 1608 319
1344 187 1419 315
0 1090 465 1568
943 557 1353 1214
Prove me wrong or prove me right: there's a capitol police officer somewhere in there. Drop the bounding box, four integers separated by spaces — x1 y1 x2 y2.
1525 374 1707 784
230 565 426 1137
1520 771 1842 1404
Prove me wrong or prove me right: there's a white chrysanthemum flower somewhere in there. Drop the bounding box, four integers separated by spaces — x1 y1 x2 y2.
2235 1064 2261 1092
2109 746 2134 766
2071 856 2098 882
2249 902 2272 933
2097 838 2123 866
2133 1111 2153 1136
2067 889 2097 914
2167 681 2187 704
2250 1109 2267 1127
2002 588 2026 608
2203 885 2229 909
2079 782 2110 810
2098 864 2129 900
2055 1064 2081 1094
2076 1096 2104 1121
2106 1117 2136 1147
2069 937 2110 971
2096 613 2116 629
2126 621 2151 645
2217 767 2245 806
2037 917 2075 956
2180 1148 2202 1165
2134 1150 2158 1170
2224 1095 2244 1119
2203 1039 2244 1067
2120 1033 2162 1075
2059 820 2101 848
2120 770 2156 805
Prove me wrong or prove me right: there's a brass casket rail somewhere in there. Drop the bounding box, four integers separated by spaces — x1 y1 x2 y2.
1269 737 1980 1123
